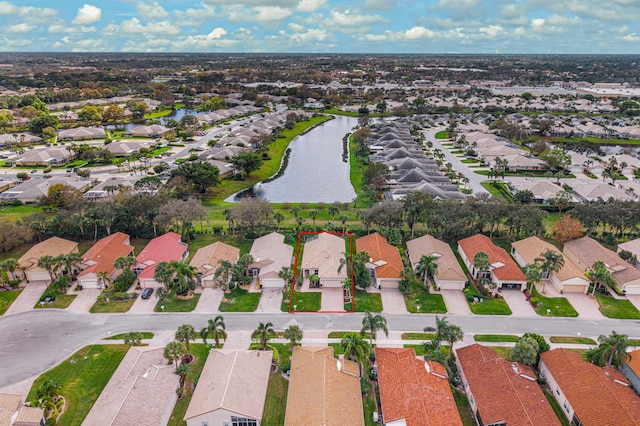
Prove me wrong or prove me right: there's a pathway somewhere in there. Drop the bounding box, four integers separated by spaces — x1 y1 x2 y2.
440 290 472 315
65 289 100 314
500 290 537 317
127 293 158 314
4 282 48 315
541 284 604 319
256 289 283 313
380 288 408 314
320 288 345 312
192 288 222 314
626 295 640 312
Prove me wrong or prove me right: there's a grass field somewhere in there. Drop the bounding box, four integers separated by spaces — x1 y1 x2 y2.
474 334 520 342
453 387 477 426
529 288 579 317
549 336 597 345
90 297 136 313
595 293 640 319
346 289 383 312
403 344 427 356
154 292 201 312
435 130 449 139
401 332 436 340
103 332 155 340
218 287 261 312
486 346 513 360
260 344 292 426
167 344 210 426
465 286 512 315
0 204 42 223
544 389 571 426
27 344 129 426
34 293 76 309
327 331 371 339
283 291 321 312
403 290 447 313
0 289 22 315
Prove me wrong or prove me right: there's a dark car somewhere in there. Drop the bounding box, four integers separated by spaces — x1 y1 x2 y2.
141 288 154 299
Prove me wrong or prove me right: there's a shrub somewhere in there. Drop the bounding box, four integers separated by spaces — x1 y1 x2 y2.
360 376 371 395
281 362 291 373
8 279 21 288
113 269 136 292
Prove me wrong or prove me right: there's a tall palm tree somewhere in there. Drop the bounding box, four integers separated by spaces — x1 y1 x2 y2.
588 260 617 295
0 258 19 283
441 322 464 363
283 325 303 350
586 331 630 368
473 251 491 282
200 316 227 347
252 321 275 350
523 264 542 294
154 261 173 291
61 252 82 278
535 249 565 293
416 255 438 288
164 340 186 370
114 256 136 271
340 333 369 372
278 266 294 287
37 255 56 281
424 316 449 354
361 311 388 352
96 271 110 291
175 324 196 354
214 260 234 292
168 261 197 295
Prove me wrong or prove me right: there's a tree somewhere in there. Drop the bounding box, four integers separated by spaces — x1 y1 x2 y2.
37 255 57 280
552 215 584 243
283 325 303 350
523 263 542 294
522 332 550 364
167 261 198 295
28 115 59 135
340 332 369 366
363 162 390 191
554 190 573 213
164 340 186 370
586 331 630 368
424 315 449 354
103 105 125 123
328 204 340 221
252 321 275 350
510 336 539 366
473 251 491 281
273 212 285 231
402 191 435 237
416 255 438 288
16 172 28 181
175 324 197 354
361 311 388 352
513 190 534 204
0 109 13 131
278 266 294 287
540 147 571 172
171 161 220 193
308 210 318 226
157 198 208 241
200 316 227 347
588 260 617 295
123 331 143 346
230 152 263 178
441 321 464 362
114 256 136 272
154 261 174 291
534 248 565 293
229 197 274 233
214 260 234 292
78 105 103 124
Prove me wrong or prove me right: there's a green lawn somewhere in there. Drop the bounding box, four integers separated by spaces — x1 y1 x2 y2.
346 289 383 312
349 133 365 195
474 334 520 342
283 291 321 312
544 389 571 426
154 292 201 312
328 331 371 339
167 344 211 426
480 181 513 203
0 204 42 223
328 342 345 355
403 344 427 356
435 130 449 139
363 386 377 426
629 339 640 346
486 346 513 360
529 288 579 317
403 290 447 313
90 297 136 313
0 289 22 315
27 345 129 426
453 387 477 426
549 336 597 345
595 293 640 319
401 332 436 340
260 344 292 426
103 332 155 340
218 287 261 312
34 293 77 309
465 286 512 315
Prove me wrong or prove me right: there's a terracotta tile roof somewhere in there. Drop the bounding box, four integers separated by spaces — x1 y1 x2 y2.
625 349 640 377
406 235 466 282
456 344 560 426
189 242 240 278
185 350 272 421
300 232 347 279
18 236 78 270
78 232 134 279
356 233 403 279
136 232 188 279
511 236 587 283
541 348 640 425
458 234 526 282
285 347 364 426
375 348 462 426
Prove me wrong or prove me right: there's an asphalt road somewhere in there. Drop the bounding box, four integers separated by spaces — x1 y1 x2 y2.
1 309 639 387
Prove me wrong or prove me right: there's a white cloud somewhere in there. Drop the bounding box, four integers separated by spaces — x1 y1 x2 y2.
72 4 101 25
297 0 325 13
291 28 328 43
622 33 640 41
254 6 293 21
479 25 504 38
8 23 34 33
206 27 227 39
136 1 169 20
329 9 386 27
288 22 305 32
103 17 181 37
404 26 436 40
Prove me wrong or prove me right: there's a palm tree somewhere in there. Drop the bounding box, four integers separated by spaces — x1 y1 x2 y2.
154 261 174 291
273 213 285 231
168 261 197 295
441 322 464 363
361 311 388 352
123 331 143 346
96 271 110 291
416 255 438 288
534 249 565 293
37 255 56 281
338 214 349 233
200 316 227 348
0 258 19 283
252 321 275 350
588 260 617 295
328 205 340 221
308 210 318 226
214 260 234 292
523 264 542 294
586 331 630 368
340 333 369 371
424 315 449 355
60 252 82 277
283 325 303 350
473 251 491 283
278 266 294 288
164 340 186 370
175 324 197 354
114 256 136 271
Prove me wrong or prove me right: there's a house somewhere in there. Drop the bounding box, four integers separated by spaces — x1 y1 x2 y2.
564 236 640 294
0 393 45 426
14 147 74 167
621 349 640 395
355 232 403 289
103 140 152 157
456 344 560 426
58 126 106 141
0 133 42 147
123 124 171 138
17 237 79 282
83 176 144 201
189 242 240 287
77 233 134 289
248 232 293 289
82 346 179 426
619 238 640 271
285 347 364 426
508 179 576 204
511 236 589 293
0 177 92 204
406 235 466 291
300 232 347 287
375 348 463 426
0 180 15 194
135 232 188 288
540 348 640 425
458 234 527 290
184 350 272 426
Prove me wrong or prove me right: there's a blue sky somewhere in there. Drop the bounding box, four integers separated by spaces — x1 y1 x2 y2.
1 0 640 53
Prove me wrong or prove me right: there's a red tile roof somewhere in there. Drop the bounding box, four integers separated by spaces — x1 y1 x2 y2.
456 344 560 426
376 348 462 426
355 232 403 279
78 232 133 278
137 232 187 278
541 348 640 425
458 234 526 282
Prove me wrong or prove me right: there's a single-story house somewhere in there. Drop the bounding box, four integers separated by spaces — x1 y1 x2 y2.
58 126 106 141
285 347 364 426
83 176 144 200
300 232 347 287
184 350 272 426
82 346 179 426
0 177 92 204
618 238 640 271
135 232 188 288
571 181 635 202
508 179 576 204
104 140 152 157
511 236 589 293
18 236 79 282
77 232 134 289
189 242 240 287
0 180 15 193
458 234 527 290
355 232 403 289
0 133 42 147
564 236 640 295
14 147 74 167
456 344 560 426
621 349 640 395
248 232 293 289
123 124 171 138
376 347 463 426
0 393 45 426
540 348 640 425
406 234 467 290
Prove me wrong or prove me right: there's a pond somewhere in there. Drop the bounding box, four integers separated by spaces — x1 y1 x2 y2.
228 115 358 203
102 108 197 130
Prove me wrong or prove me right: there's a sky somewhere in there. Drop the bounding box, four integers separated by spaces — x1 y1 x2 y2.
1 0 640 54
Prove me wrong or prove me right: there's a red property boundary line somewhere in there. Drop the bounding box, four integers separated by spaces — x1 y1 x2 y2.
289 231 355 314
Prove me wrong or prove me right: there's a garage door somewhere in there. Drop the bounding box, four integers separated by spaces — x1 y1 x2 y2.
261 278 284 288
562 284 587 293
624 286 640 295
438 280 465 291
321 278 343 288
378 279 399 289
28 272 51 282
502 283 522 290
80 279 99 289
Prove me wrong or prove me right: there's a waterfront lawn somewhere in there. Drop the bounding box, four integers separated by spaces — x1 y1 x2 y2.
0 289 22 315
595 293 640 319
27 345 129 426
529 288 578 317
282 291 321 312
218 287 260 312
403 289 447 313
346 289 383 312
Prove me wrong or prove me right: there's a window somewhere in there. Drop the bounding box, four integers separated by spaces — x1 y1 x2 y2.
231 417 257 426
564 401 570 413
201 423 208 426
556 388 560 396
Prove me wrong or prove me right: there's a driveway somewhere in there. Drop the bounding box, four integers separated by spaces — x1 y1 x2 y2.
441 290 471 315
627 295 640 312
256 289 283 313
193 288 222 314
127 292 158 314
500 290 537 317
380 288 408 314
320 288 345 312
65 289 100 314
4 282 48 315
542 285 604 319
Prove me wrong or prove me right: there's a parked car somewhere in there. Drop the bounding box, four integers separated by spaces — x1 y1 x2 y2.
30 169 37 173
141 288 154 299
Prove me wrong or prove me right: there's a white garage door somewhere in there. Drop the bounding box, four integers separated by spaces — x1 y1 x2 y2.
321 278 343 288
28 272 51 282
261 278 284 288
80 279 99 289
438 280 465 291
378 279 399 289
625 286 640 295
